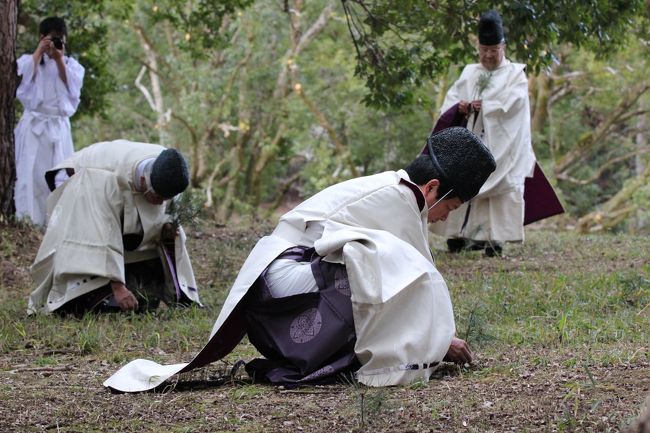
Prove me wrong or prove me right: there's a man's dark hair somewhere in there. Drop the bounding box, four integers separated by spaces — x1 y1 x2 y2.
39 17 67 38
405 155 457 200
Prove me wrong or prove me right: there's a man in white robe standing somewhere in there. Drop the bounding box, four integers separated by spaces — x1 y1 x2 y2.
103 127 497 392
14 16 85 226
431 10 536 256
28 140 201 315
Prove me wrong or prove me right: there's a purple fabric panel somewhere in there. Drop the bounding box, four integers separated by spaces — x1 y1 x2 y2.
161 244 182 300
523 163 565 225
399 179 425 211
243 246 358 384
432 103 469 133
181 304 248 372
421 103 468 156
245 352 358 385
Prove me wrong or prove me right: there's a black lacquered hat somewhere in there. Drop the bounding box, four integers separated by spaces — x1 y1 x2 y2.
478 10 505 45
422 127 496 202
150 148 190 199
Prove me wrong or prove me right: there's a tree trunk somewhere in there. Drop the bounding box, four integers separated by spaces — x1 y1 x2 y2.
296 86 358 177
242 1 335 212
576 163 650 233
432 73 449 122
531 72 551 136
634 102 647 231
555 83 649 176
217 66 250 221
133 25 170 146
0 0 18 220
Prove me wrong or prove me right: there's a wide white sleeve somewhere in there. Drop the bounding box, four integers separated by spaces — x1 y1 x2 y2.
55 56 85 117
482 67 528 117
16 54 38 108
321 184 431 261
44 168 126 284
440 65 473 114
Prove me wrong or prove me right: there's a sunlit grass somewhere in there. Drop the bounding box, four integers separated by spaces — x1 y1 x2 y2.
0 226 648 431
452 270 649 350
1 228 648 367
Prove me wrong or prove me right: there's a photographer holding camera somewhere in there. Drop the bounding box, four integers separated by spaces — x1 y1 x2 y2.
14 16 85 226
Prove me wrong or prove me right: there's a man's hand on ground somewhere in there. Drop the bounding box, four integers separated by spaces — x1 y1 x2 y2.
110 281 139 311
443 337 473 364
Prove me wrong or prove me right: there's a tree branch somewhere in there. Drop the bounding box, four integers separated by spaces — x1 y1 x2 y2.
134 66 157 112
296 85 358 177
274 2 335 98
555 82 649 174
262 171 303 219
576 163 650 232
557 147 650 185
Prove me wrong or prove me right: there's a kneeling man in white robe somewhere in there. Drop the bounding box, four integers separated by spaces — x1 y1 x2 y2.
104 127 496 392
28 140 201 316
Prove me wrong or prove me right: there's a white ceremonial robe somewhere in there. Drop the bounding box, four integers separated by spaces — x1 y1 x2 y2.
431 59 536 242
28 140 200 314
14 53 85 226
104 170 457 392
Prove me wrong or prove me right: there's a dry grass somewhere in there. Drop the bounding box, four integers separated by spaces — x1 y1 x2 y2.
0 220 648 432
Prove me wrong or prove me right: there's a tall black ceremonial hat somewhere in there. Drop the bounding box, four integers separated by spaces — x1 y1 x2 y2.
478 10 505 45
150 148 190 199
422 127 496 202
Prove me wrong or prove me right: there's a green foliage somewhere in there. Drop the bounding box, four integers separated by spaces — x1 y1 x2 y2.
166 189 204 231
537 36 649 221
76 319 101 354
475 71 493 97
71 0 436 212
228 384 265 400
49 0 647 227
33 356 57 366
342 0 645 107
145 0 254 57
344 375 390 429
461 298 494 346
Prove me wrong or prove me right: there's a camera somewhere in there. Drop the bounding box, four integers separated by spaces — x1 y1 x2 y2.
51 37 64 50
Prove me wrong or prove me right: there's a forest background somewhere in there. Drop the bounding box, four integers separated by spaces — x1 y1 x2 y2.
4 0 649 232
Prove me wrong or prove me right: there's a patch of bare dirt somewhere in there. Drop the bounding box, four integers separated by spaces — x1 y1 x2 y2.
187 222 271 289
0 220 648 432
0 348 648 432
431 229 647 280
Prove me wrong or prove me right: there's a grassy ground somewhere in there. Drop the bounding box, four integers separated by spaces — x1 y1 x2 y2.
0 220 648 432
